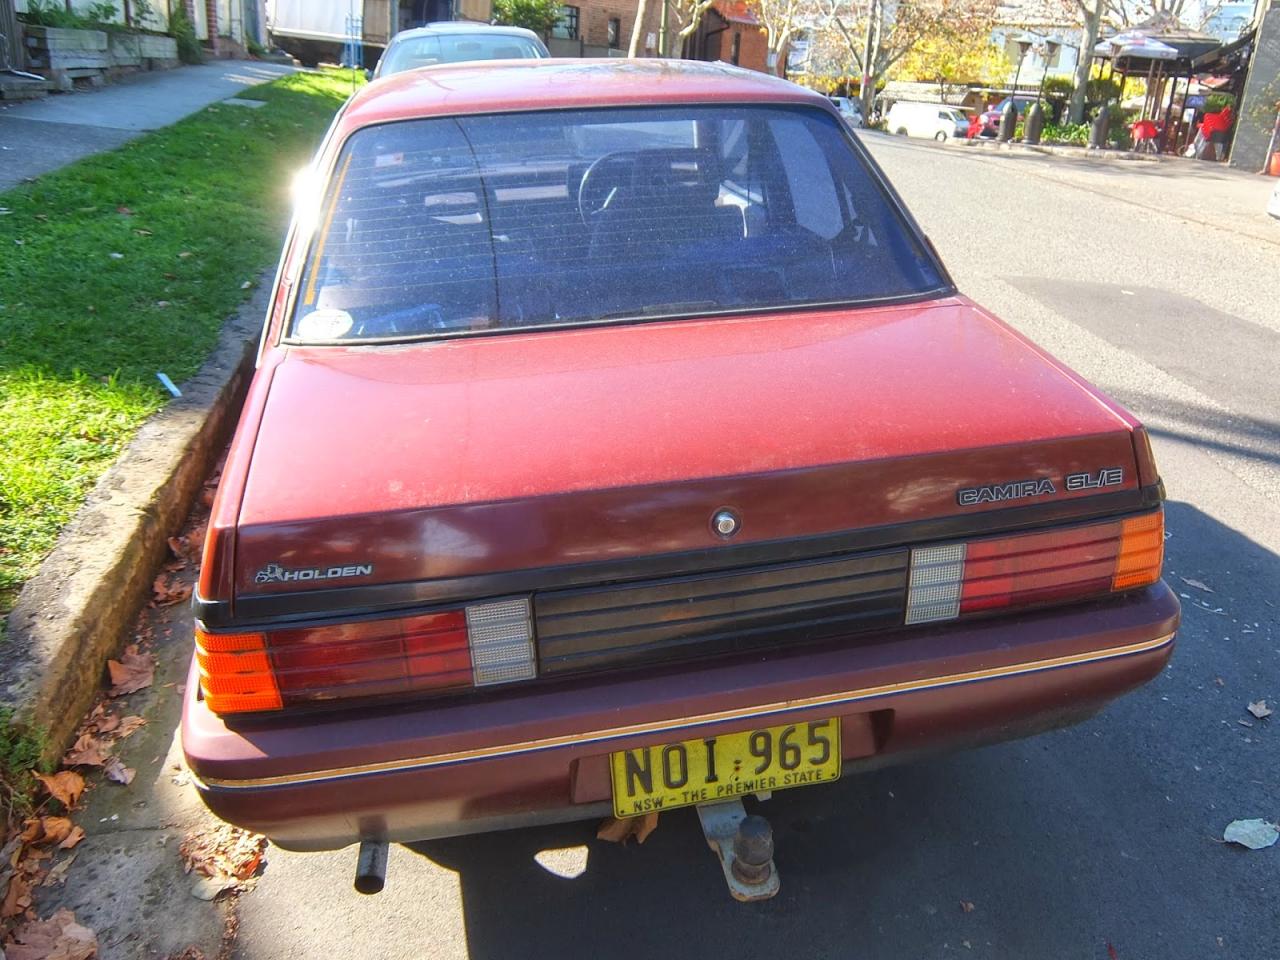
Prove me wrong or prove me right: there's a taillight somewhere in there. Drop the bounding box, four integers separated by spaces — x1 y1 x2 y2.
906 509 1164 625
197 597 536 715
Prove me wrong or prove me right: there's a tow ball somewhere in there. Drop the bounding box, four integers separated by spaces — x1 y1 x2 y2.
696 798 780 902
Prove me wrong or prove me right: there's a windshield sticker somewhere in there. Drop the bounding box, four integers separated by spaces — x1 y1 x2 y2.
254 562 374 585
296 308 353 340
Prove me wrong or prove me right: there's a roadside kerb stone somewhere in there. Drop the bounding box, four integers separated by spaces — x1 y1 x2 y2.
959 139 1160 162
0 280 270 759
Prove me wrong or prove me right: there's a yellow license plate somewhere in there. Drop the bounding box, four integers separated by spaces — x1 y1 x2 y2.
609 718 841 818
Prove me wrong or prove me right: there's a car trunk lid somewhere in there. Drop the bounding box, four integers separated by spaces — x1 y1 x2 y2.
232 296 1142 606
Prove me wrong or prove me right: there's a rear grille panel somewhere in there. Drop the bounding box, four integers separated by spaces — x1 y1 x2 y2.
535 549 909 675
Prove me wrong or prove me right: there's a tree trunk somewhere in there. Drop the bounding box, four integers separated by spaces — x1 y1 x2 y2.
628 0 650 56
1069 0 1103 124
858 0 879 120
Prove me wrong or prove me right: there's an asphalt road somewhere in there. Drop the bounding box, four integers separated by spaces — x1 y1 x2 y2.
48 138 1280 960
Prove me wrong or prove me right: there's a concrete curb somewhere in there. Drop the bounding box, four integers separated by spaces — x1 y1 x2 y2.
959 139 1160 163
0 280 269 758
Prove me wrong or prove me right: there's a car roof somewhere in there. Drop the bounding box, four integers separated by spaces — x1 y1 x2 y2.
341 59 827 134
388 22 542 40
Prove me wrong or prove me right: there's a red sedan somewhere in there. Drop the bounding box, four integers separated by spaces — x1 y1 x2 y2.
183 60 1177 878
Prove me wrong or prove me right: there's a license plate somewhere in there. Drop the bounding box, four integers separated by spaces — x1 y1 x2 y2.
609 718 841 818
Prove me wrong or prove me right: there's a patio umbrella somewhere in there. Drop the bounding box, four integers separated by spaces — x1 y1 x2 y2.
1093 31 1179 60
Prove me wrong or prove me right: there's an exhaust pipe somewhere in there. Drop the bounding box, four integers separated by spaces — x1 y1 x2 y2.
354 839 388 895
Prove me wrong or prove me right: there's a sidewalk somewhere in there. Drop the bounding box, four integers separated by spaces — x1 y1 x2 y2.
0 59 294 191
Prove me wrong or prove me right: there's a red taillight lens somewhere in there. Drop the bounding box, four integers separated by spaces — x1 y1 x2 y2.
198 598 535 715
960 522 1121 614
268 610 473 698
906 508 1164 625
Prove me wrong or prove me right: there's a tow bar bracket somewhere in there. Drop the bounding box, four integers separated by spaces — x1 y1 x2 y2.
696 799 780 902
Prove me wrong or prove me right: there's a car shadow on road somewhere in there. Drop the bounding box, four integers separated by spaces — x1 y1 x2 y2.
410 757 1021 958
403 499 1279 960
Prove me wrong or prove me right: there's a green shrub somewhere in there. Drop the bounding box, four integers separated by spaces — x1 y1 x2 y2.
168 1 203 63
1042 121 1089 145
20 0 90 28
1088 75 1122 103
1205 92 1236 112
491 0 561 36
1042 76 1074 98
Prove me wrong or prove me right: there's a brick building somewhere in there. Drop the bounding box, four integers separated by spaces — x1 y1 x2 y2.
546 0 662 57
686 2 773 74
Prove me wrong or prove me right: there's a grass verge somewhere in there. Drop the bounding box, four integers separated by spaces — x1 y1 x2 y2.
0 69 359 621
0 708 46 832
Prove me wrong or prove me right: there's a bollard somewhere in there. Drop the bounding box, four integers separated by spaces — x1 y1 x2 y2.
1024 102 1045 145
998 101 1018 142
1089 103 1111 150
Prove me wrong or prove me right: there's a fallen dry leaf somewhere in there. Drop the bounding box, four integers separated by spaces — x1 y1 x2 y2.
3 907 98 960
179 824 268 888
62 733 109 768
34 771 85 810
152 573 192 607
41 853 76 887
103 758 135 786
19 817 74 848
1223 818 1279 850
59 826 86 851
595 812 659 845
1247 700 1273 720
115 715 147 739
107 645 154 696
2 870 31 917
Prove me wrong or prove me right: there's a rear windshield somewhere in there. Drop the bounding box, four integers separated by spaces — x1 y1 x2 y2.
291 105 947 343
380 33 545 73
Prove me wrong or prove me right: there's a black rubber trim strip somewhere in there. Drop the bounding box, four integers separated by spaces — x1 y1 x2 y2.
193 484 1164 630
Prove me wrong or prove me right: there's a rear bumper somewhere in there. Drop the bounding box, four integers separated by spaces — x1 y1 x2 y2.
183 583 1178 851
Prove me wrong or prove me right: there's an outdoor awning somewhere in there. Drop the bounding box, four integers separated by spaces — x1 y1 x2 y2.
1192 29 1253 71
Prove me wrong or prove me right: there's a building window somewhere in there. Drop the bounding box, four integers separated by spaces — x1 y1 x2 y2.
730 31 741 65
553 5 580 40
607 17 621 48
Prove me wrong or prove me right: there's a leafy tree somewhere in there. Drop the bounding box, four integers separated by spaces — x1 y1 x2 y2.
746 0 809 76
818 0 998 117
893 30 1008 99
492 0 562 37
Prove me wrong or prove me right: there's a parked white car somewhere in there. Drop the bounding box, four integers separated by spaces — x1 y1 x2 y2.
829 96 865 128
1268 179 1280 220
885 101 969 142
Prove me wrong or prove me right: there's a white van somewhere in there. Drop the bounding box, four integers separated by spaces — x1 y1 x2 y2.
885 101 969 141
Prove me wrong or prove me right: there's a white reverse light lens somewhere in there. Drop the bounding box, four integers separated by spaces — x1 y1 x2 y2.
466 597 537 686
905 543 967 624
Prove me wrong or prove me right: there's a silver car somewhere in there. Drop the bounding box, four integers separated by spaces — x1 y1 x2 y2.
373 23 549 79
828 96 865 128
